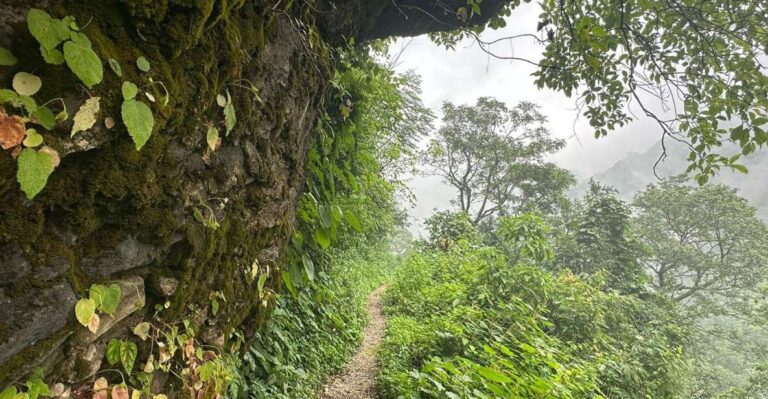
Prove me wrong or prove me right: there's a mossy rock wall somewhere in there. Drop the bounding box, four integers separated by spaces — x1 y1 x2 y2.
0 0 508 392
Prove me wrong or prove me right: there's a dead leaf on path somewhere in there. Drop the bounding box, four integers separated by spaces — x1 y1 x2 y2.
0 110 25 149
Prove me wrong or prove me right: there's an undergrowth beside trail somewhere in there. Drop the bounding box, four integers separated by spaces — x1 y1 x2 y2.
235 244 397 398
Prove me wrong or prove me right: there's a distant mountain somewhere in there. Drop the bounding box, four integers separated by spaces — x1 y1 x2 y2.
573 139 768 219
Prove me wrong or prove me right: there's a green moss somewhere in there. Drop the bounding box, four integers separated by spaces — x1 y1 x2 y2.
0 0 337 388
0 329 70 386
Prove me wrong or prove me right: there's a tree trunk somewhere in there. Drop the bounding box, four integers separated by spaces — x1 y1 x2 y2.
0 0 510 388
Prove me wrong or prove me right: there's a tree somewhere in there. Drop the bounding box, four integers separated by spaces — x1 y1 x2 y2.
634 181 768 317
432 0 768 179
2 0 766 387
551 181 647 294
423 98 574 225
422 210 479 250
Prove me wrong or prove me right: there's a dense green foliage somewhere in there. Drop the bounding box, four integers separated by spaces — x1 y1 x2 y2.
235 45 430 398
236 245 396 398
380 215 687 399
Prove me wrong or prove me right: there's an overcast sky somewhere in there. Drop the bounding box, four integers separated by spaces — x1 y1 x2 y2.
388 3 667 234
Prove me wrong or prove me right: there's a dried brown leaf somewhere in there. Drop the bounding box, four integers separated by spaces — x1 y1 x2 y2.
0 111 25 149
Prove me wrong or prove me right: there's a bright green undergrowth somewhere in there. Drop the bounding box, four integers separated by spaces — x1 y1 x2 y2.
379 227 687 399
235 244 397 398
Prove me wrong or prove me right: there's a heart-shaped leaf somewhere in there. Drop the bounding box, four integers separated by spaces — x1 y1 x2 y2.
17 148 54 199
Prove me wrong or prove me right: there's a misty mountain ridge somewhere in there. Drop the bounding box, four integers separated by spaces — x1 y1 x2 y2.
573 139 768 219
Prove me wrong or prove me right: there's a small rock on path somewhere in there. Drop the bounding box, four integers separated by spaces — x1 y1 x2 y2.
319 286 387 399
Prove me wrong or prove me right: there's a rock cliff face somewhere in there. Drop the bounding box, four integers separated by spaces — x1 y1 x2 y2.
0 0 509 389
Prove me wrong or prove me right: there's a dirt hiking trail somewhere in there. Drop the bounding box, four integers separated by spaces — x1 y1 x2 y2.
319 286 387 399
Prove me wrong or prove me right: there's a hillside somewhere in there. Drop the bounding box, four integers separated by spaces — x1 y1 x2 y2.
576 139 768 218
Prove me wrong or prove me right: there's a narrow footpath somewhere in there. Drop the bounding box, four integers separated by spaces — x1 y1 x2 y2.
319 286 387 399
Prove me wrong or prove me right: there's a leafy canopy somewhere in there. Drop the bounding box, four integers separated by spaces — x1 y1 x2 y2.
423 98 574 224
435 0 768 180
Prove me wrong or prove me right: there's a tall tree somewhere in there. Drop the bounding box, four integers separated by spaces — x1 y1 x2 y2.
424 98 574 224
634 181 768 317
551 181 647 294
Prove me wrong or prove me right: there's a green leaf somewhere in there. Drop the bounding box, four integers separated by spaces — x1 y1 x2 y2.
223 91 236 135
40 46 65 65
121 99 154 150
0 89 18 104
106 339 121 366
12 72 42 97
136 56 150 72
314 228 330 249
301 254 315 281
476 367 512 383
74 298 96 327
345 211 362 232
27 9 69 51
31 106 56 130
0 387 17 399
17 148 54 199
63 40 103 88
89 284 108 308
211 298 220 316
23 129 43 148
26 377 49 399
108 58 123 77
0 47 18 66
257 272 268 295
120 341 137 374
100 284 121 315
17 96 38 115
732 164 748 174
121 82 138 101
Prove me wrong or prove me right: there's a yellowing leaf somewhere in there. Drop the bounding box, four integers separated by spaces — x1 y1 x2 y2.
63 40 103 88
121 99 154 150
87 313 100 334
131 390 141 399
93 377 108 391
143 354 155 373
13 72 42 96
133 322 150 341
216 94 226 107
206 126 219 151
71 97 101 137
74 298 96 327
111 386 128 399
39 146 60 168
17 148 54 199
